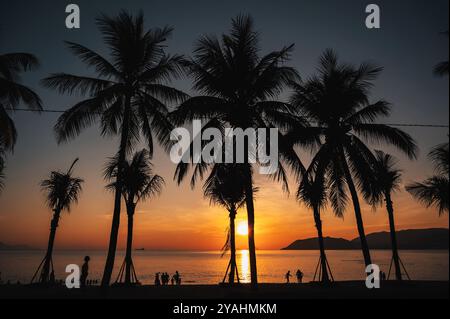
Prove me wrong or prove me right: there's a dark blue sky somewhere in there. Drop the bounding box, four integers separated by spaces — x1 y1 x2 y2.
0 1 448 239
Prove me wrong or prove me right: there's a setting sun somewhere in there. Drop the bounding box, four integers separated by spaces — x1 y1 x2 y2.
237 222 249 236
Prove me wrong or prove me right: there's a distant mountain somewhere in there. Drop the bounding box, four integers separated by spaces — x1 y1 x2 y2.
0 242 36 251
282 228 449 250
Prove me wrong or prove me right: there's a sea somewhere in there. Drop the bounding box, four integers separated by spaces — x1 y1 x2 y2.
0 250 448 285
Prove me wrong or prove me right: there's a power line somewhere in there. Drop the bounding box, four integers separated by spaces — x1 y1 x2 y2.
4 107 450 128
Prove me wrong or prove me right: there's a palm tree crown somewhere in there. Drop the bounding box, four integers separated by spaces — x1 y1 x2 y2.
366 151 402 207
105 149 164 204
407 142 449 215
42 10 187 155
40 159 84 212
203 164 247 212
291 49 417 215
172 14 304 187
0 52 42 150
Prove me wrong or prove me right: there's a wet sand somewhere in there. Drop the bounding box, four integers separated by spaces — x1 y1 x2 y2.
0 281 448 299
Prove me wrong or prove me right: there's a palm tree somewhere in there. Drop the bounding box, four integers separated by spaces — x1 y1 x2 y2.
105 149 164 285
297 164 332 283
290 50 417 268
203 164 248 284
366 151 404 280
31 159 83 284
0 52 42 150
434 31 449 77
172 15 303 286
0 52 42 190
41 11 187 286
407 142 449 215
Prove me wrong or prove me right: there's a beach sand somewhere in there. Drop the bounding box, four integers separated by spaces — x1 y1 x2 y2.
0 281 448 299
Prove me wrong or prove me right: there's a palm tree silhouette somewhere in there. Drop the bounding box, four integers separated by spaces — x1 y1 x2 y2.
290 50 417 267
366 151 405 281
0 52 42 190
0 52 42 150
172 15 303 286
297 164 332 283
31 159 83 284
407 142 449 215
203 164 248 284
41 11 187 286
434 31 449 77
105 149 164 285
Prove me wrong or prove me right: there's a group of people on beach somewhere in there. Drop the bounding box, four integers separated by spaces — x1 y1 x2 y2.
155 271 181 286
285 269 304 284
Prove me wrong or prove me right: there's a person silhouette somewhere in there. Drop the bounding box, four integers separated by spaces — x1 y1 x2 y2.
175 271 181 285
155 273 161 286
80 256 90 288
296 269 304 283
285 271 292 283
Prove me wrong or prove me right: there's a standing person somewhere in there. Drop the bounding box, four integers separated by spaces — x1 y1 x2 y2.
175 271 181 285
155 273 161 286
285 271 292 284
80 256 90 288
296 269 304 283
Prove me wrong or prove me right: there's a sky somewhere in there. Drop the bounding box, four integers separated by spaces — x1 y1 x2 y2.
0 0 448 251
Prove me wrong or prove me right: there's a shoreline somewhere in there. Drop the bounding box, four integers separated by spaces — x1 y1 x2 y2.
0 281 448 299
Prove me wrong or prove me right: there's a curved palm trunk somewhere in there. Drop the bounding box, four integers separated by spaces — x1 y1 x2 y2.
124 202 136 284
228 208 237 284
341 151 372 267
385 192 402 281
40 208 61 283
101 96 131 287
313 206 330 283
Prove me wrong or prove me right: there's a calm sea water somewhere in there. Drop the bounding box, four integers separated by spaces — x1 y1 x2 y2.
0 250 448 284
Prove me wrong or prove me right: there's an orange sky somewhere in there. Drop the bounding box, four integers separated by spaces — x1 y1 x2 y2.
0 131 448 251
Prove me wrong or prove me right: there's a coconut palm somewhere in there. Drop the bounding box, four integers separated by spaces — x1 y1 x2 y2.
172 15 303 286
407 142 449 215
297 163 332 283
434 31 449 77
31 159 83 284
289 49 417 267
0 52 42 150
366 151 404 280
41 11 187 286
105 149 164 285
203 164 248 284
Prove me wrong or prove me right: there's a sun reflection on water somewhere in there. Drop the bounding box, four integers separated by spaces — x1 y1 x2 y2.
238 249 251 283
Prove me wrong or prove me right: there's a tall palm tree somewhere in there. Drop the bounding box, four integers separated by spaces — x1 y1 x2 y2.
105 149 164 285
434 31 449 77
0 52 42 150
41 11 187 286
290 50 417 267
407 142 449 215
172 15 303 286
32 159 83 284
297 164 331 283
366 151 404 280
203 164 248 284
